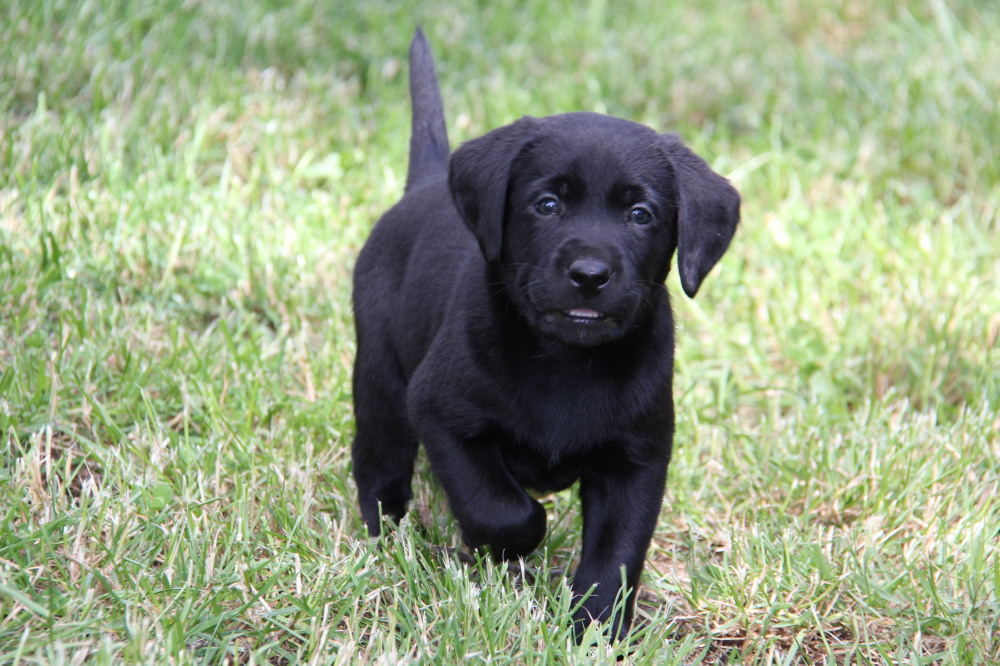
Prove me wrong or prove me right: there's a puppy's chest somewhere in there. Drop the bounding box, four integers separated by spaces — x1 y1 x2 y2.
503 371 649 452
501 440 587 493
497 382 656 491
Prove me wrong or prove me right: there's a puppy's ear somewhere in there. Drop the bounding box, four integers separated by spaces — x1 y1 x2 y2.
449 117 538 264
662 134 741 298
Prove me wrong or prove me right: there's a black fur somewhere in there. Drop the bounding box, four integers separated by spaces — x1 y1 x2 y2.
351 28 740 641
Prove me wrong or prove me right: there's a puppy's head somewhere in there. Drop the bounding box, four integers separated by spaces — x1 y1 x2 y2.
450 112 740 348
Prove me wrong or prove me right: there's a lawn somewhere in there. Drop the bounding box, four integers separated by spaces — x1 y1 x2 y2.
1 0 998 663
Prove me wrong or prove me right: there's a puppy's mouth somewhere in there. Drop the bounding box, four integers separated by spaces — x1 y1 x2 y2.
535 306 628 347
528 303 636 348
559 308 612 324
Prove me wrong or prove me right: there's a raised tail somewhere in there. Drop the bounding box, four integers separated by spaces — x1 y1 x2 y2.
406 27 450 191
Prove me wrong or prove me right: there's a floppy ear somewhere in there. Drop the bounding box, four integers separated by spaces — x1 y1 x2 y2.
661 134 741 298
449 117 539 264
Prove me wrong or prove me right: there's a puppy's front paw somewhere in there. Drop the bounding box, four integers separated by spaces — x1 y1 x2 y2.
571 585 633 645
458 496 547 561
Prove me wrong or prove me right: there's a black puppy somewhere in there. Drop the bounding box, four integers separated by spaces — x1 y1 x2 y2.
352 29 740 640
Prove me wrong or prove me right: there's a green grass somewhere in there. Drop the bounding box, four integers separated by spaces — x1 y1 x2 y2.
1 0 998 662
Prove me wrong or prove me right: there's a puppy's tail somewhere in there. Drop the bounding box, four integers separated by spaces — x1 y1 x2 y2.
406 27 450 191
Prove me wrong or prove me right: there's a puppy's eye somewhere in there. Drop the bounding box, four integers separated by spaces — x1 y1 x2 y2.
534 197 561 216
628 206 653 225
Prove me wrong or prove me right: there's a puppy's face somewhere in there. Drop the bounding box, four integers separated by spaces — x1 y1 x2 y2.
502 118 678 347
450 112 740 348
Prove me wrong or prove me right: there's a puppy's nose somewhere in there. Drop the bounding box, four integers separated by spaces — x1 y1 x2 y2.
568 258 612 293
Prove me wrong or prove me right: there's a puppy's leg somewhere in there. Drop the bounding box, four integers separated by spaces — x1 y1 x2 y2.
351 350 419 536
571 457 669 642
417 425 547 560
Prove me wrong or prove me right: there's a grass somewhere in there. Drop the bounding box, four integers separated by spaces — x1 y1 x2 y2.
1 0 998 662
